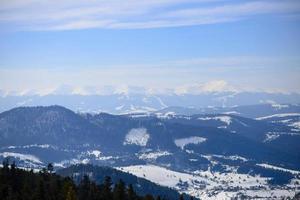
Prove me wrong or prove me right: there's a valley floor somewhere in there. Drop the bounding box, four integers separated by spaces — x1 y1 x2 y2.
118 165 300 200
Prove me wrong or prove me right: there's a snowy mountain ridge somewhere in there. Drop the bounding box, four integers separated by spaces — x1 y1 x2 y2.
0 105 300 199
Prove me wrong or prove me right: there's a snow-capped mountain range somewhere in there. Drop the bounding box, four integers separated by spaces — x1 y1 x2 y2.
0 105 300 199
1 91 300 114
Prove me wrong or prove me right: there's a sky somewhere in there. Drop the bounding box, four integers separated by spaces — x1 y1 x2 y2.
0 0 300 95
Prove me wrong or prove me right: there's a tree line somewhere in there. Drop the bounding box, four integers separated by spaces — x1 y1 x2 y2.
0 160 191 200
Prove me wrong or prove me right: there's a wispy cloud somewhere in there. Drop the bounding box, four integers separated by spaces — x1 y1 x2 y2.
1 0 299 31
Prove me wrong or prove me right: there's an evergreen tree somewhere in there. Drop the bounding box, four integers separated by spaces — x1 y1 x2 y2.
47 163 54 174
101 176 113 200
113 179 126 200
66 185 77 200
179 194 184 200
0 162 181 200
127 184 137 200
78 175 91 200
144 194 154 200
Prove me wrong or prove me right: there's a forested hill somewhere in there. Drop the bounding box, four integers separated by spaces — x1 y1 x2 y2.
57 164 191 200
0 161 191 200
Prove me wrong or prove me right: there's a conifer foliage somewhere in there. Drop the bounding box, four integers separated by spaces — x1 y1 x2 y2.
0 159 179 200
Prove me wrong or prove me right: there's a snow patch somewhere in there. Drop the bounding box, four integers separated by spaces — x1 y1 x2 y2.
138 151 172 160
0 152 43 164
271 103 289 110
256 113 300 120
264 133 280 142
198 116 232 125
257 163 300 175
123 128 150 146
117 165 274 200
6 144 53 149
289 121 300 130
155 112 176 119
115 105 125 111
174 136 206 150
87 150 101 158
222 111 240 115
211 154 248 162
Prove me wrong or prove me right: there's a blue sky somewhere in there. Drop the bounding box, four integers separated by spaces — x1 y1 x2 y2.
0 0 300 95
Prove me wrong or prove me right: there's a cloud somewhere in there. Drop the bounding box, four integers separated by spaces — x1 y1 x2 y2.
1 0 300 31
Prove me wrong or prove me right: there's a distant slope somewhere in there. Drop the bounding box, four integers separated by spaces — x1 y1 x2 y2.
1 92 300 114
1 105 300 199
1 106 300 170
155 103 300 118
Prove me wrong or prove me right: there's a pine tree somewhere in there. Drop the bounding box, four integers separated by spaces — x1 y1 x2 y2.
144 194 154 200
179 194 184 200
127 184 137 200
0 163 163 200
66 185 77 200
113 179 126 200
101 176 113 200
78 175 91 200
34 179 47 200
47 163 54 174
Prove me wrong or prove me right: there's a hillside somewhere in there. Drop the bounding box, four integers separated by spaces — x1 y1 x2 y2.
0 161 187 200
0 105 300 199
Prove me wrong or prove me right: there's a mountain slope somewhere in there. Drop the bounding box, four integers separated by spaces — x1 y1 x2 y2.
57 164 193 199
1 105 300 199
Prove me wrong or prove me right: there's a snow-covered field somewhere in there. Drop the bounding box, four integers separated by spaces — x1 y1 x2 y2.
118 164 300 200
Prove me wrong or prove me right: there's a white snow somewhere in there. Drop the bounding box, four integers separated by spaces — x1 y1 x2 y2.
115 105 125 111
174 136 206 150
264 132 280 142
155 112 176 119
96 156 115 161
210 154 248 162
23 144 51 149
222 111 240 115
117 164 282 200
279 119 292 123
0 152 43 164
82 150 118 161
256 113 300 120
198 116 232 125
138 151 172 160
87 150 101 158
257 163 300 175
154 96 167 108
117 165 194 189
271 103 289 109
5 144 53 149
289 121 300 129
123 128 150 146
54 158 91 167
